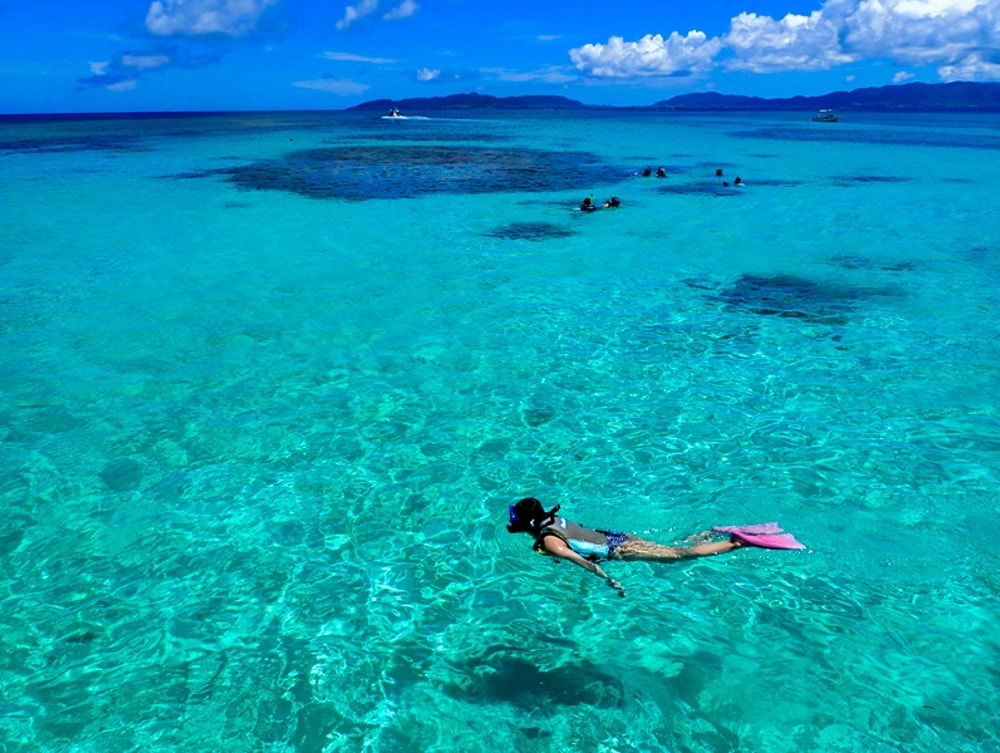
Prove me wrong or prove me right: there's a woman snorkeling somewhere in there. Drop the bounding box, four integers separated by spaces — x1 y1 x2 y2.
506 497 804 597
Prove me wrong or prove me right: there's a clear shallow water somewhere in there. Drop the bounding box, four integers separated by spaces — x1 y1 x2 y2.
1 109 998 753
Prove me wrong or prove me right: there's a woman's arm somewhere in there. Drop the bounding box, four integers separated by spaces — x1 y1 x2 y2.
540 534 626 597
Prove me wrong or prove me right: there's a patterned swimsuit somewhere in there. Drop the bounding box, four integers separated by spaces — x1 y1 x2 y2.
536 516 631 561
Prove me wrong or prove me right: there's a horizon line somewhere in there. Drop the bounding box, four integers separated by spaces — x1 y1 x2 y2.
3 80 998 119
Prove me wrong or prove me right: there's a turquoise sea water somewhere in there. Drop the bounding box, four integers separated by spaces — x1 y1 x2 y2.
2 108 999 752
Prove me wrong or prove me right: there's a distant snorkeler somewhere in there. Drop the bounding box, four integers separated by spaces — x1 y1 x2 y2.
506 497 804 597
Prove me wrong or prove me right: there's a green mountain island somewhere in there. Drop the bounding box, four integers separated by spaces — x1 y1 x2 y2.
349 92 586 111
350 82 1000 112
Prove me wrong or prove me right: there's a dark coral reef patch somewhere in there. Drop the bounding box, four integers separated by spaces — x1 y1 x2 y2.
0 134 146 154
729 126 1000 151
829 254 916 272
716 274 859 324
183 145 625 201
690 273 900 325
831 175 913 184
485 221 576 241
658 183 743 197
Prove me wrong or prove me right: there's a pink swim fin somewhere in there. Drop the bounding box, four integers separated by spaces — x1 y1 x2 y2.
712 523 783 536
714 523 806 550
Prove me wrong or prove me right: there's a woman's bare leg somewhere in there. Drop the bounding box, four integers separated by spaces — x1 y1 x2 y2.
614 537 740 562
681 530 717 545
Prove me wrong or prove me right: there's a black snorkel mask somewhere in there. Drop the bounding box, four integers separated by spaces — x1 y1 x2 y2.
506 505 521 533
507 498 559 533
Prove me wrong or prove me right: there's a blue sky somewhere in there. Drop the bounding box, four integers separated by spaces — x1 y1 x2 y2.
2 0 998 113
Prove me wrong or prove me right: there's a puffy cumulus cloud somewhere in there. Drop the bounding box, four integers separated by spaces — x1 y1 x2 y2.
293 77 370 95
146 0 277 37
724 11 854 72
416 67 440 81
383 0 419 21
336 0 378 30
569 32 723 77
843 0 999 66
893 70 916 81
571 0 1000 82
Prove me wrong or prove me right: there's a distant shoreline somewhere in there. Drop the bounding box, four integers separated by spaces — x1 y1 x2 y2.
348 82 1000 113
3 81 999 118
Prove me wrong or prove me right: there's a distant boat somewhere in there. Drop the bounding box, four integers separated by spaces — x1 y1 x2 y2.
379 107 429 121
812 108 839 123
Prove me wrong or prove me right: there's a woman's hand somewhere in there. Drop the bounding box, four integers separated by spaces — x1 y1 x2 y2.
542 534 627 596
607 577 626 597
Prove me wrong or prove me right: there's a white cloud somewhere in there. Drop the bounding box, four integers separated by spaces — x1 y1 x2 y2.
122 54 170 70
383 0 418 21
569 0 1000 83
569 32 723 77
893 70 916 82
90 61 109 75
938 51 1000 80
293 77 371 95
335 0 417 29
322 51 398 64
336 0 378 30
146 0 277 37
108 80 138 91
537 35 560 42
480 66 577 84
843 0 999 66
724 11 854 72
416 67 440 81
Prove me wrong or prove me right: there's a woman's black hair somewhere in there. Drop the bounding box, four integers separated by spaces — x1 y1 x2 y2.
507 497 560 534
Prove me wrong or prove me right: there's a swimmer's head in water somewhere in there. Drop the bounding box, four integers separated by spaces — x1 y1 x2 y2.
506 497 558 533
